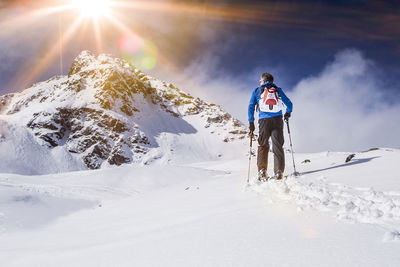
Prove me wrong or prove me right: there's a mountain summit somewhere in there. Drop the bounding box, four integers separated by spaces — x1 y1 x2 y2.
0 51 246 174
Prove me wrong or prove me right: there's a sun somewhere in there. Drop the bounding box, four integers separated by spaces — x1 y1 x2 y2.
70 0 111 18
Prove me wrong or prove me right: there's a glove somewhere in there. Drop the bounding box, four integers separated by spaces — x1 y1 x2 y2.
249 122 255 134
284 112 291 122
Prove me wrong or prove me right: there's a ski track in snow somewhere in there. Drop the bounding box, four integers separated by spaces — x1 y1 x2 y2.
250 175 400 242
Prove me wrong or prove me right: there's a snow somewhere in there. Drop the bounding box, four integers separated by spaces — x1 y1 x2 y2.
0 51 246 173
0 122 86 175
0 148 399 266
0 51 398 266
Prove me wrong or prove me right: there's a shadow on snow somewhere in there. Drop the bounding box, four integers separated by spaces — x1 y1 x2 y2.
301 157 380 175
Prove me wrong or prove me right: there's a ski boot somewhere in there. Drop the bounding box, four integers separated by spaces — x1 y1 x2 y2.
257 169 268 182
273 170 283 180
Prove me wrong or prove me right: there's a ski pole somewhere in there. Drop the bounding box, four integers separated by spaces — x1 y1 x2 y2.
285 118 298 176
247 132 254 184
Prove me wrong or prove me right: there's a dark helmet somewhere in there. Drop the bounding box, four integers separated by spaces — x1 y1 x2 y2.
260 72 274 83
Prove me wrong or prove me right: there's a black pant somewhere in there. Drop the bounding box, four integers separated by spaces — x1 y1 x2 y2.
257 115 285 174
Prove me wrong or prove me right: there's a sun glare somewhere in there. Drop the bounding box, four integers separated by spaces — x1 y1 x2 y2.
71 0 111 18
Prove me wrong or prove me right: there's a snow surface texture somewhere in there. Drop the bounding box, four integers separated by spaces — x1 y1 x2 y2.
0 148 399 266
249 148 400 243
0 51 246 174
251 174 400 242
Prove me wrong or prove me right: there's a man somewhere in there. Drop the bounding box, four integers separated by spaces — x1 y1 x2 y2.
248 72 293 180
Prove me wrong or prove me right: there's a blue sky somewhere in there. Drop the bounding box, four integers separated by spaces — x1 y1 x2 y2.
195 0 400 92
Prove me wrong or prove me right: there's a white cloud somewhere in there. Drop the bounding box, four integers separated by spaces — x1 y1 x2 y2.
165 49 400 152
290 49 400 152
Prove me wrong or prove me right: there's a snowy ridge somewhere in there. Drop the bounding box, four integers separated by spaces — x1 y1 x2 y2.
0 51 246 174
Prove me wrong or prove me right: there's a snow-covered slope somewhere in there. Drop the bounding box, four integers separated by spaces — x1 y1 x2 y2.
0 51 246 174
0 148 399 266
1 51 399 267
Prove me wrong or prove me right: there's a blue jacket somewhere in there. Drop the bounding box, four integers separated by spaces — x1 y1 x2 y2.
248 82 293 122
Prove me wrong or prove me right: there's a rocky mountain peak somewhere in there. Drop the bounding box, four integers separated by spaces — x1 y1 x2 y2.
0 51 246 172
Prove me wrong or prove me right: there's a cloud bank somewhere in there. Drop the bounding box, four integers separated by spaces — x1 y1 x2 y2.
170 49 400 152
290 49 400 152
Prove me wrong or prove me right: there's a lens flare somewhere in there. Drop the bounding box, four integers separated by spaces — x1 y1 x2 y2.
118 33 143 53
119 34 159 70
141 56 157 70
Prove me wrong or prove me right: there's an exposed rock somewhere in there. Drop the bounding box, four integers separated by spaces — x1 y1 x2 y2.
345 154 356 163
0 51 246 170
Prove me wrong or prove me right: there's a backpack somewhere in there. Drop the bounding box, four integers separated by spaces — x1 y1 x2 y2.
258 85 282 113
